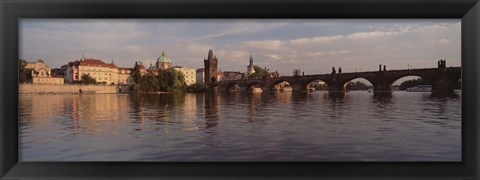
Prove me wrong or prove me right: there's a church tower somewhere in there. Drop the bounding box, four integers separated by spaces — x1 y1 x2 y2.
204 50 218 85
246 54 255 76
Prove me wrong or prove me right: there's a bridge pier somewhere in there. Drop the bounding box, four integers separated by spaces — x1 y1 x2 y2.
431 79 456 94
373 85 392 93
291 83 308 92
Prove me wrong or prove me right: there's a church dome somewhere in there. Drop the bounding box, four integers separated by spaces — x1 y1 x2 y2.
157 51 172 63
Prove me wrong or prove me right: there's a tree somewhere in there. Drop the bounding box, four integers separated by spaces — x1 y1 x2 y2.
249 65 269 78
80 74 97 85
19 59 32 83
399 78 430 90
131 61 142 84
346 81 369 90
139 73 159 92
157 68 186 93
187 83 207 93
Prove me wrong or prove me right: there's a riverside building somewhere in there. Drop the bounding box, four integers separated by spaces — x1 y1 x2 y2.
174 66 197 86
65 56 119 85
26 59 65 84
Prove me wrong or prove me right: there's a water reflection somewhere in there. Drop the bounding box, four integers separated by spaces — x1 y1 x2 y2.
204 93 219 129
19 91 461 161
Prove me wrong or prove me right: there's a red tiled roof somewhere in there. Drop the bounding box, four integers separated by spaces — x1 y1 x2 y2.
79 59 117 68
69 59 117 68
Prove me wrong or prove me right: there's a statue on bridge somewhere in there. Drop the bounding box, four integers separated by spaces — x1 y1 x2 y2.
383 65 386 71
438 59 446 68
332 67 336 74
379 64 382 71
338 67 342 73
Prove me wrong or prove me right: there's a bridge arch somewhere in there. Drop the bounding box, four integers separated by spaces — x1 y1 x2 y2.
225 82 241 91
246 82 266 93
342 77 374 91
304 78 330 92
269 79 294 92
391 75 430 91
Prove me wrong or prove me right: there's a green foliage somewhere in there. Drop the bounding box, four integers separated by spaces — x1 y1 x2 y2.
346 81 369 90
187 83 207 93
400 78 430 90
156 69 186 93
130 68 187 93
249 65 269 78
138 73 159 92
129 83 141 92
132 62 142 84
19 59 33 83
313 83 329 90
80 74 97 85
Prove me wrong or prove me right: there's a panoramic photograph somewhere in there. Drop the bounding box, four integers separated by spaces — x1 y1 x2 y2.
18 19 461 161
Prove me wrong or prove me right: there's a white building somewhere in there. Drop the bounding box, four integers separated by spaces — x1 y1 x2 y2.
26 59 64 84
65 56 119 85
196 68 205 84
174 66 197 86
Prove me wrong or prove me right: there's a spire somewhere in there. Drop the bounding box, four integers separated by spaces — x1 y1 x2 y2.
162 50 166 57
208 50 214 60
81 54 86 60
249 54 253 66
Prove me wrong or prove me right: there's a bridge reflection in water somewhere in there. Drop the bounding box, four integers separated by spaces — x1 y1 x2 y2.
213 64 461 95
19 90 461 161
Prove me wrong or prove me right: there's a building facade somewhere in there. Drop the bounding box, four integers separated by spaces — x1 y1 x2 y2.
117 67 133 85
196 68 205 84
203 50 218 85
65 57 119 84
26 59 51 78
26 59 65 84
174 66 196 86
222 71 243 81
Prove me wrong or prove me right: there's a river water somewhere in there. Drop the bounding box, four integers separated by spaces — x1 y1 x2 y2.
19 91 461 161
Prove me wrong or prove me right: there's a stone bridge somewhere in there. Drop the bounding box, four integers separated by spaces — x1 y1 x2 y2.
211 66 461 94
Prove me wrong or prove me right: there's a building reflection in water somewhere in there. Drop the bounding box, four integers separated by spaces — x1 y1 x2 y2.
19 95 66 127
246 92 263 122
19 94 130 135
67 94 127 133
203 93 219 129
128 93 196 132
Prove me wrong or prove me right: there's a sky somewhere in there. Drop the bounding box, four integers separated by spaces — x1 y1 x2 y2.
20 19 461 78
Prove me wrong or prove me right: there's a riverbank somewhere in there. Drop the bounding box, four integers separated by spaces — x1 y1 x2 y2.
19 84 119 94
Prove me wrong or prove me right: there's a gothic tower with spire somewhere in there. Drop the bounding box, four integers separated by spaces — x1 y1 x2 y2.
204 50 218 85
246 54 255 76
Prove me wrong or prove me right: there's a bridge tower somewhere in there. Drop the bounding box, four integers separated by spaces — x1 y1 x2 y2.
431 60 459 94
204 50 218 85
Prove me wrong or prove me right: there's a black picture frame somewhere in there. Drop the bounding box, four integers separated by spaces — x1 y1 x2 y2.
1 0 479 179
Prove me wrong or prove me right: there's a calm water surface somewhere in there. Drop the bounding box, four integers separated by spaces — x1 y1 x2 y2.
19 91 461 161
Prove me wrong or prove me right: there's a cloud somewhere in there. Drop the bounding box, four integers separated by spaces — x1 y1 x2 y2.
303 50 351 57
428 38 451 44
289 35 343 45
346 31 399 39
20 19 461 76
243 40 285 51
193 21 288 40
